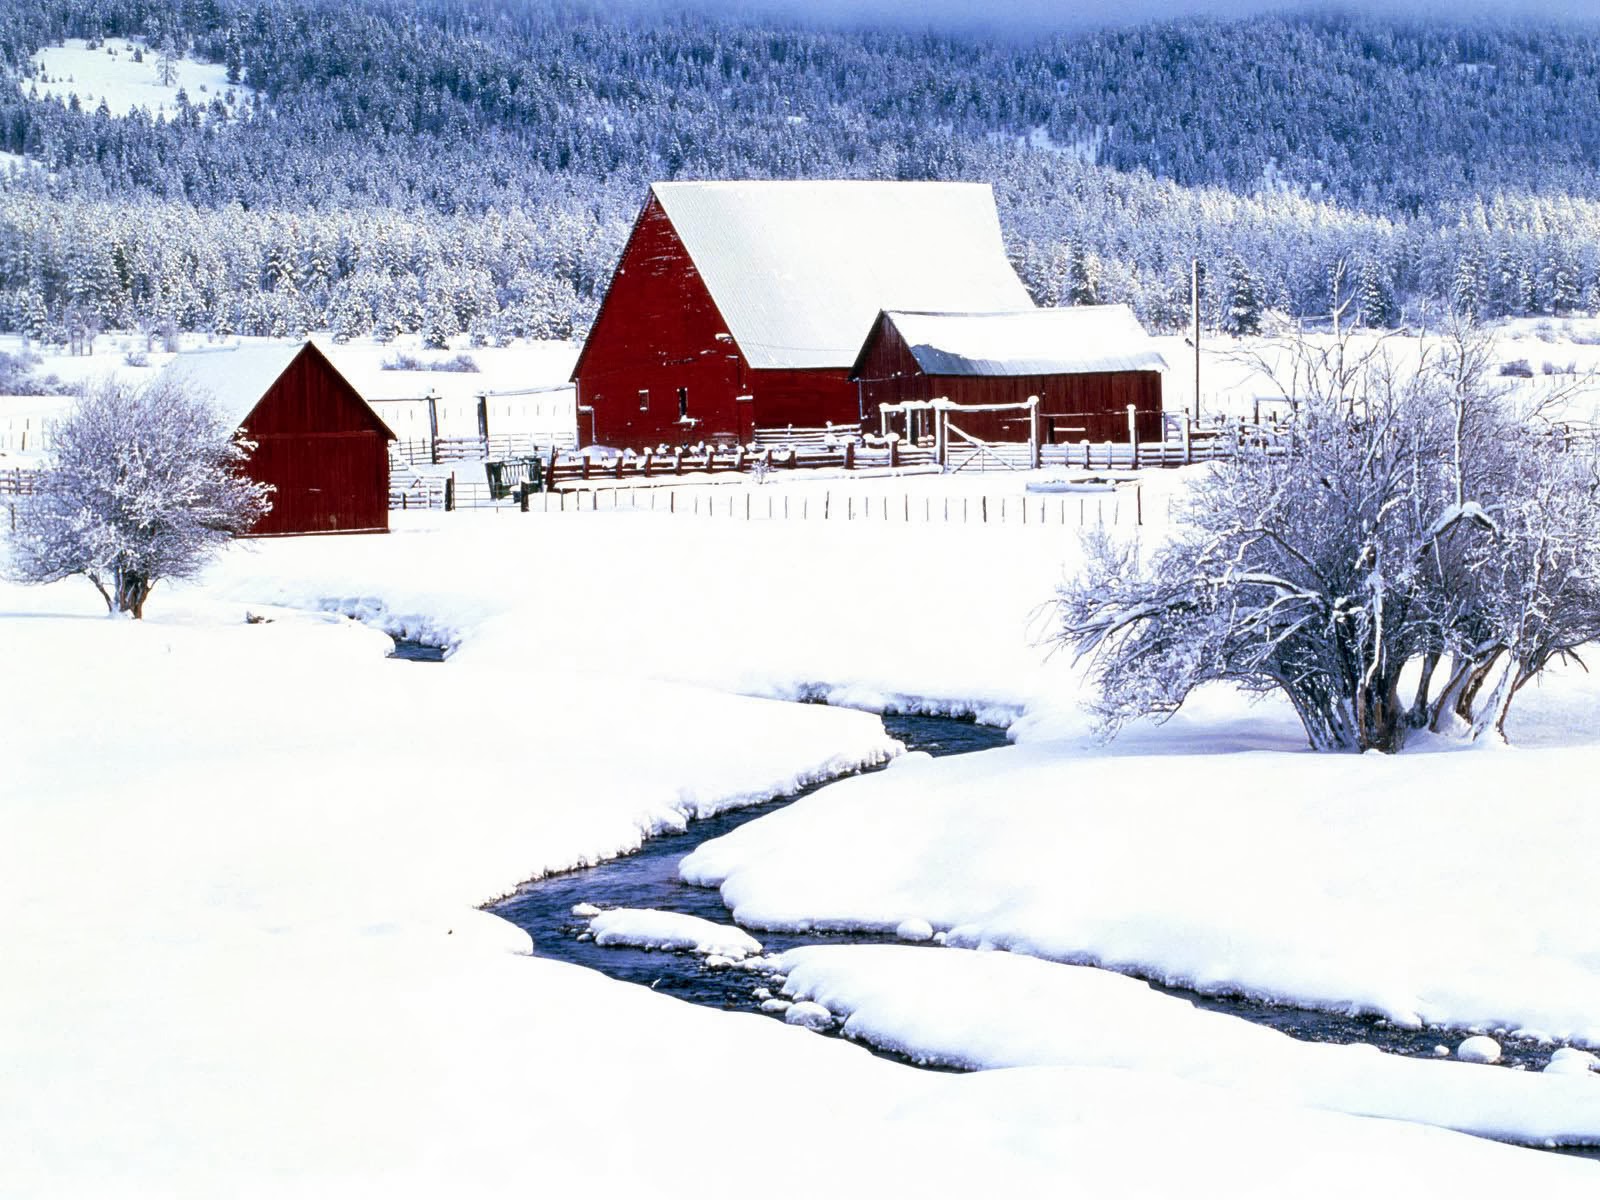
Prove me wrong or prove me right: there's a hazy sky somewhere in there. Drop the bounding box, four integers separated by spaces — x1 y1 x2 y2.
697 0 1599 34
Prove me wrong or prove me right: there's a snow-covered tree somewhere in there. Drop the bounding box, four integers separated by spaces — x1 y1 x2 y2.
6 376 272 618
1055 326 1600 752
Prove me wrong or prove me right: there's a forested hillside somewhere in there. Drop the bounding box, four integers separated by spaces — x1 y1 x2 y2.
2 0 1599 345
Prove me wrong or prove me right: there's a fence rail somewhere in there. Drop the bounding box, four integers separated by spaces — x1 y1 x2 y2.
394 480 1159 526
390 432 576 468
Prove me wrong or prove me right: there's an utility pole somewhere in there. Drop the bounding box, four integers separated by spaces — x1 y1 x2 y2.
1191 258 1202 424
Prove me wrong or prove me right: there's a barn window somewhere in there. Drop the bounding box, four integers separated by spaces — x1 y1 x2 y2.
678 387 689 419
639 389 649 411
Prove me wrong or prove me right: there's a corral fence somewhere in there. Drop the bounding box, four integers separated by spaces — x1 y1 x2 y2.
390 431 576 467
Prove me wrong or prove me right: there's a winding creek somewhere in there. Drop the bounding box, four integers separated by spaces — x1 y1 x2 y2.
389 636 1596 1152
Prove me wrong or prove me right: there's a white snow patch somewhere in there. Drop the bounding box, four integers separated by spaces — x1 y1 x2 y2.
1459 1036 1503 1065
588 908 762 959
896 918 935 942
784 1001 835 1030
24 38 256 121
1546 1049 1600 1076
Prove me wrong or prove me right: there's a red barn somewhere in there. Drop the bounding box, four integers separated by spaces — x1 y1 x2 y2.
572 181 1035 448
164 341 395 536
851 306 1167 446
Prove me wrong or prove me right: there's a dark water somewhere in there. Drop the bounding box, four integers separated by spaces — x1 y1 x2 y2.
492 715 1006 1012
389 638 447 662
486 710 1598 1144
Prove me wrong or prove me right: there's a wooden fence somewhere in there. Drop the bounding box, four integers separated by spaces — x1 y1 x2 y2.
394 479 1159 527
390 432 577 467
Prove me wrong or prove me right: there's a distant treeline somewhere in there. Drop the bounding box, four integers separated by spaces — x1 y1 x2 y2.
2 0 1599 343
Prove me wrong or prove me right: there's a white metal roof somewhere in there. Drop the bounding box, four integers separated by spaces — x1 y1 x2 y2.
878 305 1169 377
651 181 1034 371
158 341 306 429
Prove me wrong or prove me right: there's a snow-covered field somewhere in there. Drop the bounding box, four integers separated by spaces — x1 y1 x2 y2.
7 372 1600 1190
22 37 254 120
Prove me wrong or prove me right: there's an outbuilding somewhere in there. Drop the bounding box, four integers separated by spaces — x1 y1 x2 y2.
571 180 1035 448
162 341 395 536
851 305 1167 447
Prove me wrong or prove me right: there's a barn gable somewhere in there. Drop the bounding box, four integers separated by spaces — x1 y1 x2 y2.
646 181 1034 371
163 342 396 439
159 341 394 536
568 193 744 447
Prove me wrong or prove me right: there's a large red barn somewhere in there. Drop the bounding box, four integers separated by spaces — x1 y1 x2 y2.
163 341 395 536
571 181 1036 448
851 306 1168 446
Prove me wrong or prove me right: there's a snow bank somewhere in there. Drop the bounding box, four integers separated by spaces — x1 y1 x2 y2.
10 581 1594 1193
683 719 1600 1044
775 944 1600 1147
588 908 762 958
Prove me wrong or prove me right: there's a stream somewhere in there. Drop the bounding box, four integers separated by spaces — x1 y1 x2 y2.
383 642 1592 1113
486 711 1580 1079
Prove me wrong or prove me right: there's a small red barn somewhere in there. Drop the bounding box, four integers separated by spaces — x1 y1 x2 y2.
572 181 1035 448
851 306 1167 445
163 342 395 536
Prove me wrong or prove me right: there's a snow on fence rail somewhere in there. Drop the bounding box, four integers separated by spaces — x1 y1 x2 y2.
395 481 1161 527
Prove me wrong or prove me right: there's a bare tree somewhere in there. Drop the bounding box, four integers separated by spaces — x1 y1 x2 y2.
1056 323 1600 751
6 376 272 618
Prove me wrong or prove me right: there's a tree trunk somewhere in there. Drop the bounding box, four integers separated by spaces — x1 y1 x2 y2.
1408 651 1440 728
114 570 152 619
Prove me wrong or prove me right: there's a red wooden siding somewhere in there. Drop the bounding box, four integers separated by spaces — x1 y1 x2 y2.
573 196 748 447
237 344 392 536
574 198 867 447
746 368 861 431
853 315 1163 444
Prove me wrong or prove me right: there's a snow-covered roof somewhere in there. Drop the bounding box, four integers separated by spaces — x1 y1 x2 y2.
159 341 393 436
651 181 1034 371
871 306 1169 377
158 342 306 429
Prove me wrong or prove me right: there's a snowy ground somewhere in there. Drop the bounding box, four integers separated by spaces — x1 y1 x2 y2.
22 37 254 121
7 437 1600 1190
771 944 1600 1144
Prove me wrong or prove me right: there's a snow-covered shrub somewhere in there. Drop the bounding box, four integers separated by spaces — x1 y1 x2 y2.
1056 327 1600 752
5 376 272 618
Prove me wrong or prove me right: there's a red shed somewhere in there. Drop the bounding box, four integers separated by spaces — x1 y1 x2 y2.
163 341 395 536
571 181 1035 448
851 306 1167 446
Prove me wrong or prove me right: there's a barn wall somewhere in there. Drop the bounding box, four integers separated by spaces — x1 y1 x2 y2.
240 347 391 536
854 317 1163 444
748 368 861 431
573 197 747 448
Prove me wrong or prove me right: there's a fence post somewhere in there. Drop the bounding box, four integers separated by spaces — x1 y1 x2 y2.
444 475 455 512
1127 404 1139 468
1029 396 1041 470
520 487 530 513
843 442 855 471
1182 411 1193 465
